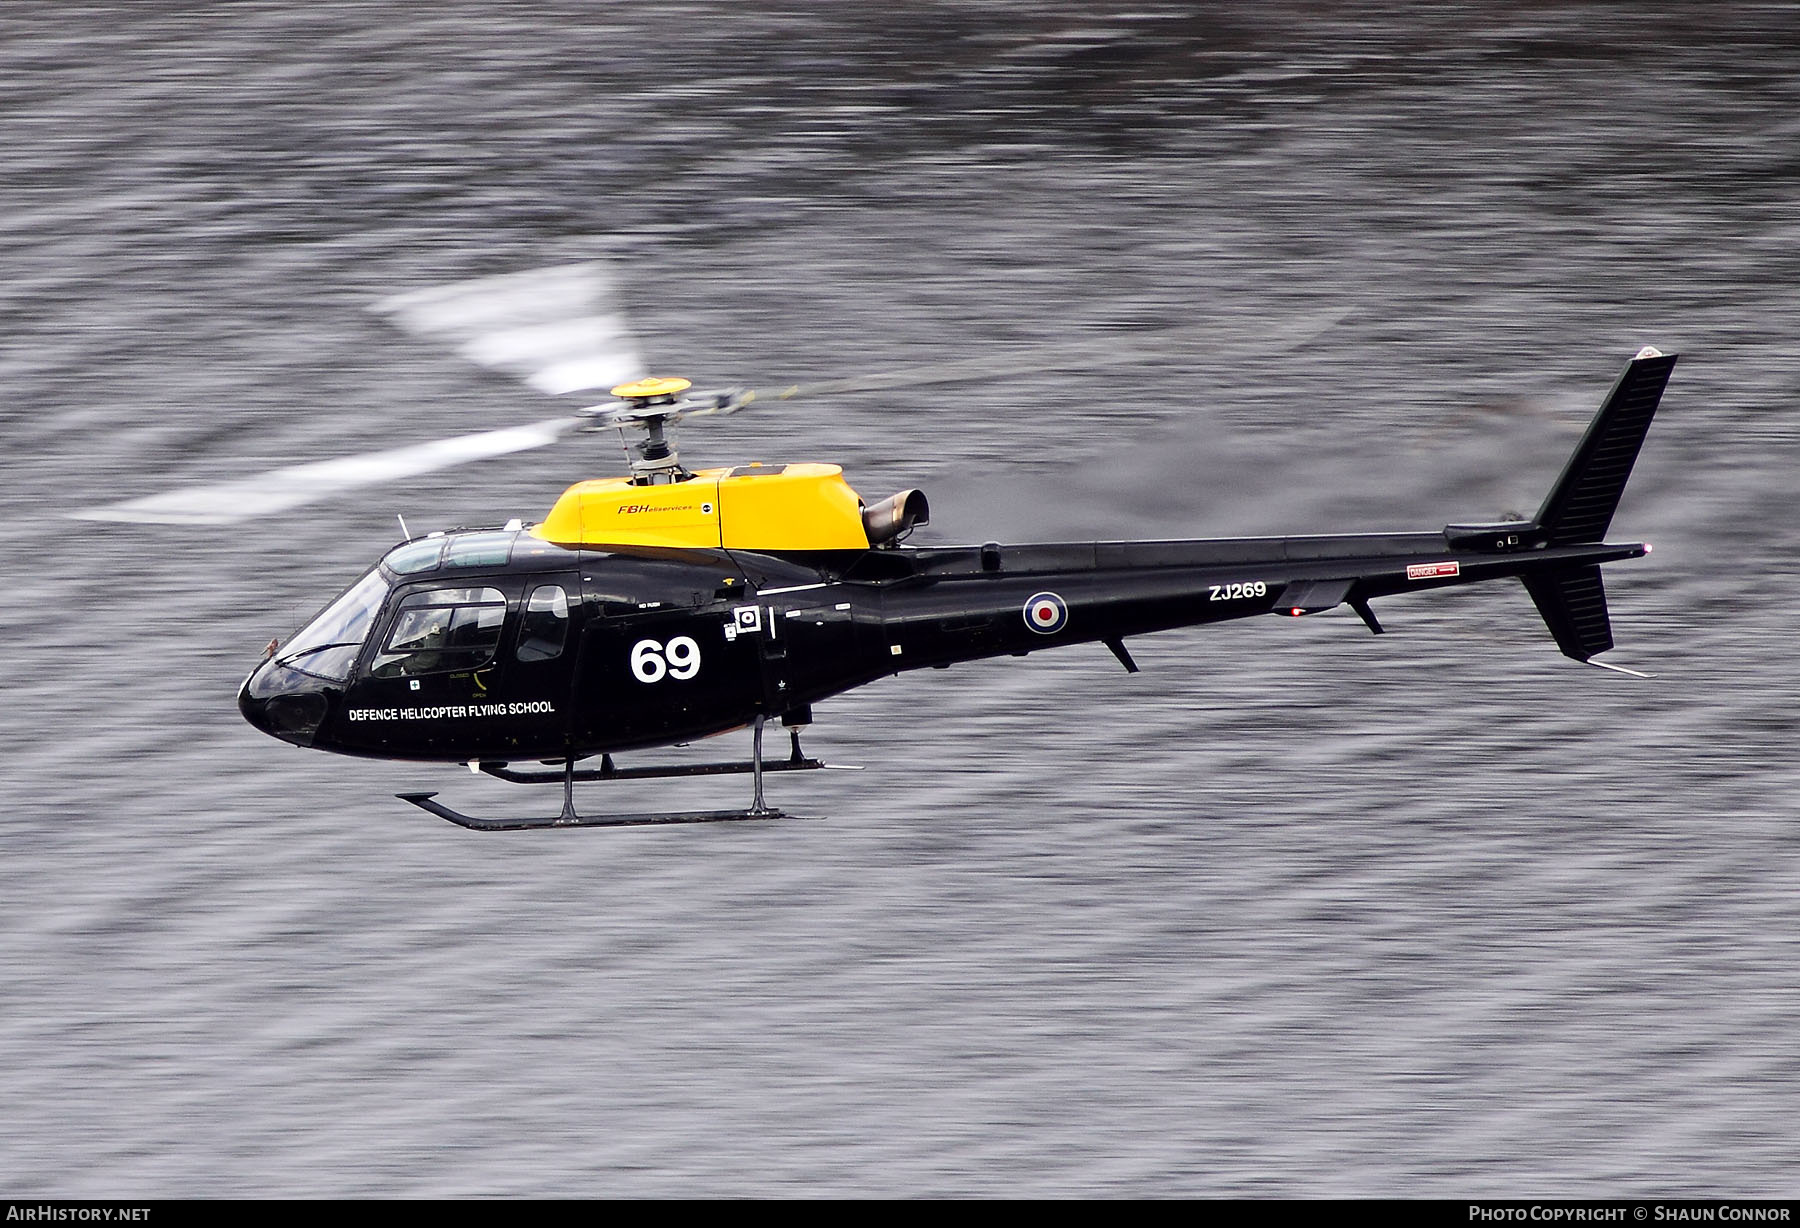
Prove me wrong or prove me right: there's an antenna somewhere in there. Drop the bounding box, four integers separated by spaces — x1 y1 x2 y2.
397 512 410 540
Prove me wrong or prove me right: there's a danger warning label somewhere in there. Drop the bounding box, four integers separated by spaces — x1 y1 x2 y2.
1406 561 1461 580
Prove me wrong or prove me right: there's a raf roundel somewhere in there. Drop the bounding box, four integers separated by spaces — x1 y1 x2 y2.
1023 591 1069 635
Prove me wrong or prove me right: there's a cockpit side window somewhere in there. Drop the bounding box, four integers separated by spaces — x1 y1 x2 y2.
516 584 569 663
370 586 508 678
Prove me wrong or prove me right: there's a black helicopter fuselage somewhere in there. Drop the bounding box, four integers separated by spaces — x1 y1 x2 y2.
239 525 1643 765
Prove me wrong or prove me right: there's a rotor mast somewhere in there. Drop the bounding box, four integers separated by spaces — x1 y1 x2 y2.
583 376 702 485
631 409 684 484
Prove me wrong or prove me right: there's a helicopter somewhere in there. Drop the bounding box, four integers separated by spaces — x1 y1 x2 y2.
77 264 1677 830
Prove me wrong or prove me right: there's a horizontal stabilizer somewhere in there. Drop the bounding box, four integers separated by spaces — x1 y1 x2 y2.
1281 577 1353 614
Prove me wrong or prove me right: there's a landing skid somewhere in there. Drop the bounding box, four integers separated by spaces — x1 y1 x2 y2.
399 717 841 832
398 792 786 831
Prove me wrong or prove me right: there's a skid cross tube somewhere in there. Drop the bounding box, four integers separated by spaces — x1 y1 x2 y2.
475 725 834 784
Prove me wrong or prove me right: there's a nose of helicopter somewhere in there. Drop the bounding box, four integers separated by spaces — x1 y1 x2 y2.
239 657 332 747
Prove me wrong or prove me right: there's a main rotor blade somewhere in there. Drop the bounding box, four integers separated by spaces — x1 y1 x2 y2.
71 417 578 525
734 304 1353 405
372 262 646 395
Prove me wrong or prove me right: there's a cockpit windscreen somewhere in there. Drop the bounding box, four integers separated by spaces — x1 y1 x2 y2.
275 569 391 681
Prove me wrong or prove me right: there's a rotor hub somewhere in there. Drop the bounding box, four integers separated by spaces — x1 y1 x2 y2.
572 376 752 484
587 376 701 484
610 376 692 402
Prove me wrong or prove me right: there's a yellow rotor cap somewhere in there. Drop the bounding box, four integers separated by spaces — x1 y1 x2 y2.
611 376 692 400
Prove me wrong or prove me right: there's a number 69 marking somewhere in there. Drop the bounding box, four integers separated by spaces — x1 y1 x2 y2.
630 636 701 683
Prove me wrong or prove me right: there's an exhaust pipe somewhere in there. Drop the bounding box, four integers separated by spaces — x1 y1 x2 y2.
861 488 930 547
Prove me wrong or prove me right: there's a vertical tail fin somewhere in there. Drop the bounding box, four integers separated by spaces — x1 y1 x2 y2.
1535 347 1678 544
1521 349 1674 668
1522 564 1612 663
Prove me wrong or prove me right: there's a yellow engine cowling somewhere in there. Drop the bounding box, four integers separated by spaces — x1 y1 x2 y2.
532 463 876 552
